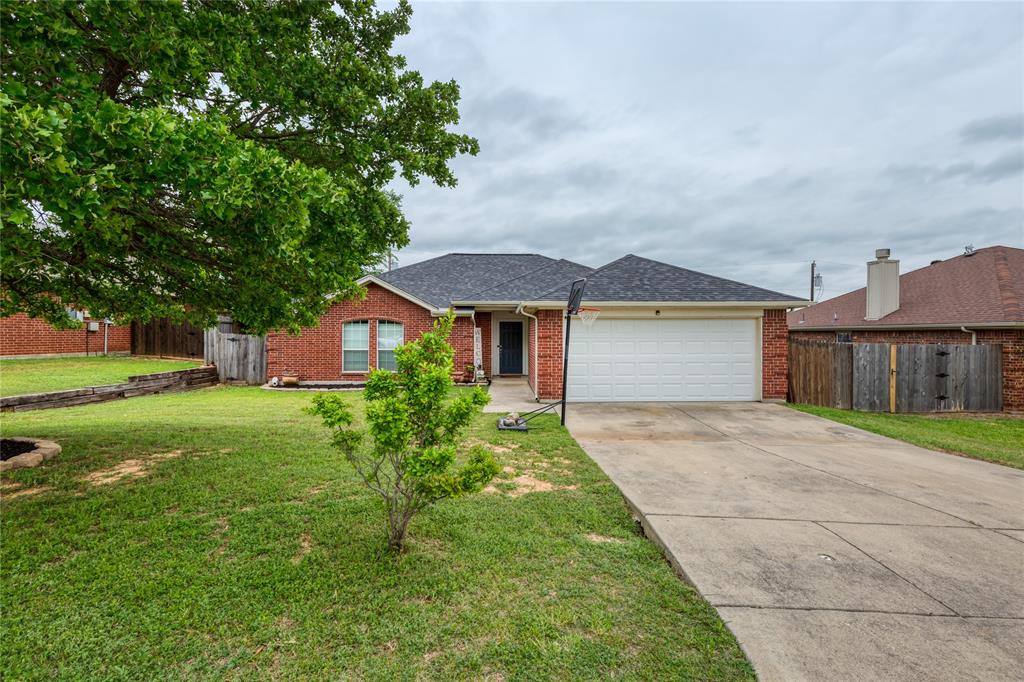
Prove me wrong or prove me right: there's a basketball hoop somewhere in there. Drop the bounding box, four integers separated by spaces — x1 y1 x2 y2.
577 307 601 327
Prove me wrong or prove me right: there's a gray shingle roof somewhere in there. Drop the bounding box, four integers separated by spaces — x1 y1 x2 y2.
533 254 803 303
460 259 594 302
376 253 556 308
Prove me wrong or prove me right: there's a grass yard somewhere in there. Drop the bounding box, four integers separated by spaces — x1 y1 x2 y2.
0 356 201 397
1 387 753 681
789 404 1024 470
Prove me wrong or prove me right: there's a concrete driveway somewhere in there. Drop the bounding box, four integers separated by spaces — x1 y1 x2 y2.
567 402 1024 681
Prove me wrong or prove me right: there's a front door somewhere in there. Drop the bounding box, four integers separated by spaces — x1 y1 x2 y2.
498 321 523 374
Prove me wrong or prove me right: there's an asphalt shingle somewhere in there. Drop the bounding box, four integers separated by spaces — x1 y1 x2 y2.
533 254 804 303
376 253 555 308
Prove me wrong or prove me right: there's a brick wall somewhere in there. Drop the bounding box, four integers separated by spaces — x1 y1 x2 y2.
0 313 130 357
761 308 789 400
265 284 484 382
534 309 565 400
791 328 1024 411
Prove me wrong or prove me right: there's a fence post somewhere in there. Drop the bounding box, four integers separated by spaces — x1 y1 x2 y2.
888 344 897 413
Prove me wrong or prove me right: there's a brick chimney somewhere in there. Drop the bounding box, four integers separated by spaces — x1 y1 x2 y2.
865 248 899 320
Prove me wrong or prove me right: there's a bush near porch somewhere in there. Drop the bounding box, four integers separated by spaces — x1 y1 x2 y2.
1 387 753 680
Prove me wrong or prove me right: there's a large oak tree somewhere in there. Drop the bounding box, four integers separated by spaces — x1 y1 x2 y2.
1 0 477 332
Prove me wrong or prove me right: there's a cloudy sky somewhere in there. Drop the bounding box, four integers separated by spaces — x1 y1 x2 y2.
388 1 1024 299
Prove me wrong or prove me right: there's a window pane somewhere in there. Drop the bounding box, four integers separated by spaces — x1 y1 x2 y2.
343 321 369 350
378 350 397 372
377 321 404 351
343 350 368 372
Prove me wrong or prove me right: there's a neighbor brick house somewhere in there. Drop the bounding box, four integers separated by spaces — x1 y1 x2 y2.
789 246 1024 410
267 253 805 402
0 313 130 358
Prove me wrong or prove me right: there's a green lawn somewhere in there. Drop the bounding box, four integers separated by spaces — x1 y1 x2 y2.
789 404 1024 470
1 387 752 681
0 356 202 397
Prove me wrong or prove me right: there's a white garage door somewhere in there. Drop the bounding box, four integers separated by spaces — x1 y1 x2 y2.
566 318 757 402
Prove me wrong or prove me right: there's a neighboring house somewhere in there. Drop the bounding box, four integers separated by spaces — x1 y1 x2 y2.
0 312 130 359
789 245 1024 411
267 253 805 402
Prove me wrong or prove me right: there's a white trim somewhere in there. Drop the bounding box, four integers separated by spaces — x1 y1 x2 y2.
357 275 443 313
491 314 529 376
755 316 764 401
341 320 370 373
522 299 809 309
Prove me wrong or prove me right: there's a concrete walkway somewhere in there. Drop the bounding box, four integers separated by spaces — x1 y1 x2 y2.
483 377 561 416
567 402 1024 682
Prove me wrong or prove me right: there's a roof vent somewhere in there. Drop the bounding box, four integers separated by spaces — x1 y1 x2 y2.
875 248 891 260
964 244 976 257
930 259 942 265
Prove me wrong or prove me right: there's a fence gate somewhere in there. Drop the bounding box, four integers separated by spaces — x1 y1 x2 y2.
204 330 267 385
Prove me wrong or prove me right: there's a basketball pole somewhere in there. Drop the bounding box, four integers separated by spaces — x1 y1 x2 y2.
560 309 572 426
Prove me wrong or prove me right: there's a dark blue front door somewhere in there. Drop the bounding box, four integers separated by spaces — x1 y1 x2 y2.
498 321 523 374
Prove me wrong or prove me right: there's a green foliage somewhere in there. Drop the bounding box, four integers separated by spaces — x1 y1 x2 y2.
1 0 477 332
308 312 498 550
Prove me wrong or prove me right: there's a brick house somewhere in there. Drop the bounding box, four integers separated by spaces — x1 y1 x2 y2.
789 246 1024 411
0 312 130 358
267 253 805 402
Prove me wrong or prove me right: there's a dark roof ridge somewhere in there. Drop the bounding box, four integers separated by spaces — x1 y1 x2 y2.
463 258 593 300
531 254 634 300
624 254 801 299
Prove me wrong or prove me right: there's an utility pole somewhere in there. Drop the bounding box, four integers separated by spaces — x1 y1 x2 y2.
810 260 816 302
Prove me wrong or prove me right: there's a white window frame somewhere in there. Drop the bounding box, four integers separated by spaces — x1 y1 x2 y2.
342 320 370 373
376 320 404 372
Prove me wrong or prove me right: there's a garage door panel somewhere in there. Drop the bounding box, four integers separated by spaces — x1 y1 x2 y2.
568 318 757 402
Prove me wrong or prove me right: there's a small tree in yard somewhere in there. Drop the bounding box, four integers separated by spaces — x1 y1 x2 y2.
308 312 498 552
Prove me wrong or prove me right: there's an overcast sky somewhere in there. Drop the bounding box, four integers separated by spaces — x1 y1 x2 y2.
388 1 1024 299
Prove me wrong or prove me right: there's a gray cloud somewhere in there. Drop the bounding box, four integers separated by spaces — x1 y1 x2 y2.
389 2 1024 297
960 114 1024 144
886 148 1024 185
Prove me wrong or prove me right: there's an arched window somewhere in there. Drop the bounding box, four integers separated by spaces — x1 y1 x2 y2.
342 320 369 372
377 321 404 371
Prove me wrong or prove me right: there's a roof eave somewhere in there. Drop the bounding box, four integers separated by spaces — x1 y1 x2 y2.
789 321 1024 331
357 275 445 314
522 299 810 309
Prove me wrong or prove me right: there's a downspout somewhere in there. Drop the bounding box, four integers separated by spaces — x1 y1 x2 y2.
516 303 540 401
103 320 109 356
960 326 977 345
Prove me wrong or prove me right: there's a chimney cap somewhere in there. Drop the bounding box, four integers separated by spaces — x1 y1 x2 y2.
875 248 891 260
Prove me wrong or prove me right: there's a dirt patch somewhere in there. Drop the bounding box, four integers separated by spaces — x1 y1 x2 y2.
4 484 52 499
585 533 624 544
291 532 313 564
423 650 442 663
484 471 577 497
210 516 230 557
81 450 183 486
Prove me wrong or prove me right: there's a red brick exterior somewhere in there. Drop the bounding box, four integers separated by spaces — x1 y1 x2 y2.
0 313 130 357
761 308 789 400
531 309 565 400
791 328 1024 411
266 284 486 382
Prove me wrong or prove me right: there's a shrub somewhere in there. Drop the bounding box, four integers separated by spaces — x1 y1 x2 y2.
308 312 498 551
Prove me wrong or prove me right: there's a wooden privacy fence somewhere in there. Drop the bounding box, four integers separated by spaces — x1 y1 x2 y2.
789 339 1002 413
131 318 205 360
204 329 267 385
